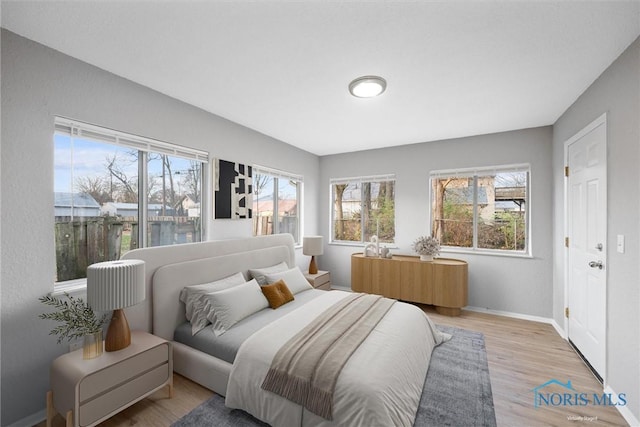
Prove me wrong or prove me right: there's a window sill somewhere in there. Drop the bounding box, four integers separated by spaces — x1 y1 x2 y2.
329 241 399 250
440 248 533 259
52 279 87 296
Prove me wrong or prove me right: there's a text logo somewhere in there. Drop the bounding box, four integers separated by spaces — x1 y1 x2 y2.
532 379 626 409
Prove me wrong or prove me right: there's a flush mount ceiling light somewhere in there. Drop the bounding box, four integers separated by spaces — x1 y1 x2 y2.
349 75 387 98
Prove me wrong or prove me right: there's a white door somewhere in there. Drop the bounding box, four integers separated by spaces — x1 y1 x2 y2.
566 115 607 379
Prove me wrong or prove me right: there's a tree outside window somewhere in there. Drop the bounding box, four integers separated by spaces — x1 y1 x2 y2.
332 177 395 244
54 119 207 284
431 166 528 253
252 168 302 244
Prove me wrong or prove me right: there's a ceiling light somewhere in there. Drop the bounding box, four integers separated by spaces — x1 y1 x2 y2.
349 76 387 98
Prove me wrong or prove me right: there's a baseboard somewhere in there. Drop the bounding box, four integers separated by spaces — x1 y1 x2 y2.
604 384 640 427
550 319 567 339
464 305 557 326
6 409 45 427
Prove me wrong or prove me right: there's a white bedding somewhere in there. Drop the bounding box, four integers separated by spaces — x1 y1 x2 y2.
225 290 449 427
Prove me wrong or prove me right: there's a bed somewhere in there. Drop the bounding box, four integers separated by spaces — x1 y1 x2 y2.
123 234 448 427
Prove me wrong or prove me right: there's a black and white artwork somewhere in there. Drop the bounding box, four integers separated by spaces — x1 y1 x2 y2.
214 159 253 219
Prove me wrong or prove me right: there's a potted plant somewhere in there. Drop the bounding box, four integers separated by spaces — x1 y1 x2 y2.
412 235 440 261
39 293 110 359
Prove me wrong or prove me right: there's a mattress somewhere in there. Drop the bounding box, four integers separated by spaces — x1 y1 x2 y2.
174 288 325 363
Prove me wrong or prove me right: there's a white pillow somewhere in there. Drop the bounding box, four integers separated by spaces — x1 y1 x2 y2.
248 261 289 285
265 267 313 295
180 272 246 321
200 279 269 336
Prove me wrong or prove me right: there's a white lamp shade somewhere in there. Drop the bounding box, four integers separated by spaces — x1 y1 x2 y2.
87 260 145 312
303 236 324 256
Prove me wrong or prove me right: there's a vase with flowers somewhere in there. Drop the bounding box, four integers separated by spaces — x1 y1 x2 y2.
412 235 440 261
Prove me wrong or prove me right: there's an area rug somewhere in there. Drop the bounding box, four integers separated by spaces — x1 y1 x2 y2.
171 325 496 427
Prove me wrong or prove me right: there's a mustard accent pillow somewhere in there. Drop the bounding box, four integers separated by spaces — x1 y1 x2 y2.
261 279 295 309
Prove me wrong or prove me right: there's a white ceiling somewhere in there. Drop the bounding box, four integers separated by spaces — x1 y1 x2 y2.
2 1 639 156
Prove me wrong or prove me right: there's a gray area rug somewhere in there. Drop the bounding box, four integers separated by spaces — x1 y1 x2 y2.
172 325 496 427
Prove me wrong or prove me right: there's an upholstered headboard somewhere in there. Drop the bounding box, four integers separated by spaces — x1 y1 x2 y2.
152 245 293 340
122 234 296 333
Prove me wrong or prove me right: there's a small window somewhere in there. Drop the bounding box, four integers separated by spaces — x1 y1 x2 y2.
430 165 529 253
252 166 303 244
54 118 208 286
331 175 395 244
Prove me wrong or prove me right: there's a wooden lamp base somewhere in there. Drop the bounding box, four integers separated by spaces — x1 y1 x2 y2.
308 256 318 274
105 309 131 352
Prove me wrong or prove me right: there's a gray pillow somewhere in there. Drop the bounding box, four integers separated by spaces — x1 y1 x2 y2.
248 261 289 285
179 271 246 321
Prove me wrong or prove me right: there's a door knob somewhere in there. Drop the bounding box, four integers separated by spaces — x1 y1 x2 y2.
588 260 604 270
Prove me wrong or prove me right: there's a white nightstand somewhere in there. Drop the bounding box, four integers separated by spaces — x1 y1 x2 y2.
47 330 173 427
304 270 332 290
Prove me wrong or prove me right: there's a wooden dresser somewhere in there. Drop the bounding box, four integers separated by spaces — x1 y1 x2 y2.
351 253 468 316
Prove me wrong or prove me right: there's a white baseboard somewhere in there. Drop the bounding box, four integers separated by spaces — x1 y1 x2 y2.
6 409 45 427
464 305 556 325
604 385 640 427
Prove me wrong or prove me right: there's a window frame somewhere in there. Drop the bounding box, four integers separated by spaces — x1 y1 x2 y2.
53 117 209 292
330 174 396 245
429 164 531 257
252 165 303 245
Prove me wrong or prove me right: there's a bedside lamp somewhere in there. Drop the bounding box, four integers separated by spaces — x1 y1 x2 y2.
87 259 145 352
303 236 323 275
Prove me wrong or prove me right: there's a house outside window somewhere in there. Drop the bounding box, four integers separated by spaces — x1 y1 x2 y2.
331 175 395 244
252 166 302 244
430 164 529 254
54 117 208 288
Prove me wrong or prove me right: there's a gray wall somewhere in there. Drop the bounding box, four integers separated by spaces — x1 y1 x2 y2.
552 36 640 420
0 30 320 425
319 126 554 318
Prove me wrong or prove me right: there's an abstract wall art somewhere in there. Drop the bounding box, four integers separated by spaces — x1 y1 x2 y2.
214 159 253 219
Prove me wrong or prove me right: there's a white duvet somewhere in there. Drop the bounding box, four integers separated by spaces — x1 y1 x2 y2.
225 290 449 427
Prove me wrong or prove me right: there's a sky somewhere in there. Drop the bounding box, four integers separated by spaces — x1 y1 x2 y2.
54 134 196 196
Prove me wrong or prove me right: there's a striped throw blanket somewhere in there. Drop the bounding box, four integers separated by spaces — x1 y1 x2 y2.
261 293 395 420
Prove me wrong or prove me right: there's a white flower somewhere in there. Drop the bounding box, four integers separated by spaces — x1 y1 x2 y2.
412 235 440 256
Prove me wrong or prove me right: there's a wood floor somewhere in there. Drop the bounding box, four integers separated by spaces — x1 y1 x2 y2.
39 307 629 427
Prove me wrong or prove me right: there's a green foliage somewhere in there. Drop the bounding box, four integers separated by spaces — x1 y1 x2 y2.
478 212 526 250
38 293 110 343
440 200 473 247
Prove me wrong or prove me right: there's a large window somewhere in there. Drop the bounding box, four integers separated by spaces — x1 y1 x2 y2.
54 118 208 286
252 166 302 244
430 164 529 253
331 175 395 244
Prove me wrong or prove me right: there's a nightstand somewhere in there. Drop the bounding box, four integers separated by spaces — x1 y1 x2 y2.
304 270 332 290
47 330 173 427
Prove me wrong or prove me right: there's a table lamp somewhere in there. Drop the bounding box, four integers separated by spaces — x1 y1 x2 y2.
87 259 145 352
303 236 323 274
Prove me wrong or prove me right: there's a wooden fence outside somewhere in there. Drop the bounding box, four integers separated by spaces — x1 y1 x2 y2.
55 216 200 282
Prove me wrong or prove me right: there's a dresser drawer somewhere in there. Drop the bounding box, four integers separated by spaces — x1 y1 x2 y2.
79 363 169 426
79 344 169 401
313 273 331 287
315 281 332 291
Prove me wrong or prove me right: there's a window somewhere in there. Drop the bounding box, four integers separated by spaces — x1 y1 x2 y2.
252 166 302 244
54 118 208 286
331 175 395 244
430 164 529 253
